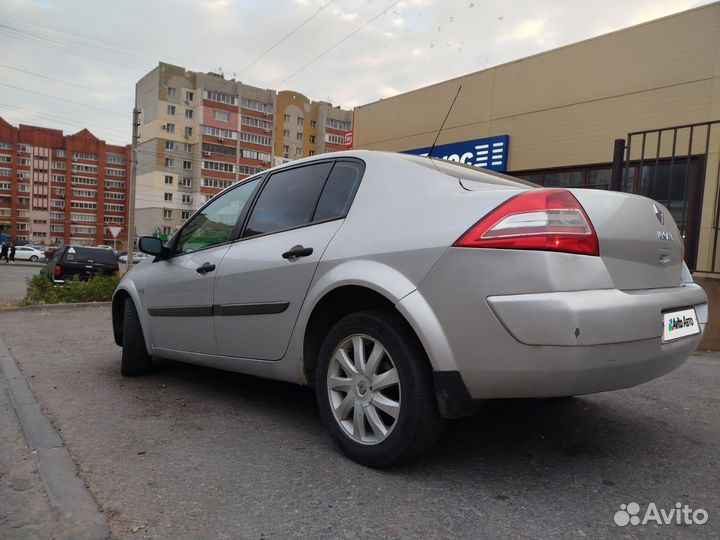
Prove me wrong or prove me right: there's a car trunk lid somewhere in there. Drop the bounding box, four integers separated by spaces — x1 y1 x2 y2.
569 189 684 290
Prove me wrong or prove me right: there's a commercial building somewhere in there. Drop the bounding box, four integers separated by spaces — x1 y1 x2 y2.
0 118 131 247
353 2 720 281
135 63 352 237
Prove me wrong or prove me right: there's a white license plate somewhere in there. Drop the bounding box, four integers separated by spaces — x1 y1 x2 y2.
662 308 700 343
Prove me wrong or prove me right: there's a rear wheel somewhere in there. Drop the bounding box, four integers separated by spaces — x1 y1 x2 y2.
121 298 152 376
315 310 444 467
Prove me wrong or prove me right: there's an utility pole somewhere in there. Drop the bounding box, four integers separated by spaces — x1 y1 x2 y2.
125 105 140 273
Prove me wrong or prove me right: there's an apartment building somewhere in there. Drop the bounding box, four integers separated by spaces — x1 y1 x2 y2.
135 63 353 237
0 118 131 247
273 90 353 166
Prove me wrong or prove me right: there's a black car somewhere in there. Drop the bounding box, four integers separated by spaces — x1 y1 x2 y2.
44 245 119 283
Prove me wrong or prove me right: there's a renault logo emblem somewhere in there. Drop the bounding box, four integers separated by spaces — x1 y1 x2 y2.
652 203 664 225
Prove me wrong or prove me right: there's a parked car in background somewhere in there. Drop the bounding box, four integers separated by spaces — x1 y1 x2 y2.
112 151 707 466
13 245 46 262
44 245 119 283
118 252 149 264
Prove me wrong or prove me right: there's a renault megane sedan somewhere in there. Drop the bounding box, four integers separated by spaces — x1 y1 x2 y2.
112 150 707 466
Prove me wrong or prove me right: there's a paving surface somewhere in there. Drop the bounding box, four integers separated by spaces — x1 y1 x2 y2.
0 264 41 305
0 304 718 539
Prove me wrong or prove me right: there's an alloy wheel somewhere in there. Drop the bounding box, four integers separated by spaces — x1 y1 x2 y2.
326 334 401 445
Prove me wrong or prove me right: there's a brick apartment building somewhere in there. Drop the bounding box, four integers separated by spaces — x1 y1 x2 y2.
0 118 131 247
135 62 353 237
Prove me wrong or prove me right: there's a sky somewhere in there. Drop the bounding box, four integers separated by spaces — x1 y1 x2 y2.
0 0 713 146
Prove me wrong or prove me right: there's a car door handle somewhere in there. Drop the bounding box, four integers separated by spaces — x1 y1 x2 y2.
282 245 313 260
196 262 216 274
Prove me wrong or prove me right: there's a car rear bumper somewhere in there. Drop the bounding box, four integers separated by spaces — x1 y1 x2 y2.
400 248 708 405
487 284 707 346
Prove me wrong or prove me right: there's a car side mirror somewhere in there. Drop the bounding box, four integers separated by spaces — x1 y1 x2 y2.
138 236 169 259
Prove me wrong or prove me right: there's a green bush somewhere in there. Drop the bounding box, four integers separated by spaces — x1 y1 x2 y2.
23 272 121 306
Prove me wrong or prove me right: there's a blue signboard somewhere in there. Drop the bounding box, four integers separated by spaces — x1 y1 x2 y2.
402 135 510 172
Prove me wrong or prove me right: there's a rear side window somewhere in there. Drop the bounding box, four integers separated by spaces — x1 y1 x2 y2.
313 161 363 221
243 162 333 238
64 247 117 264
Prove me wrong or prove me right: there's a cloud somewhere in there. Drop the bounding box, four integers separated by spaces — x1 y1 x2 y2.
496 18 548 43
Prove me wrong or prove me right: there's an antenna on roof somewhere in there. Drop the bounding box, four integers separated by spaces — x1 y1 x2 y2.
427 85 462 160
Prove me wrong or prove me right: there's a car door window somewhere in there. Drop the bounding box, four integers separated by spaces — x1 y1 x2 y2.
176 178 259 254
312 161 363 221
242 162 333 238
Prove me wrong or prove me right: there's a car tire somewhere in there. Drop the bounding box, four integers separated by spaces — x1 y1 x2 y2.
315 310 445 467
121 298 152 376
30 255 38 262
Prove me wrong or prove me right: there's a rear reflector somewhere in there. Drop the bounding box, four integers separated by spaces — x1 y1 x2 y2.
453 188 599 256
54 264 62 278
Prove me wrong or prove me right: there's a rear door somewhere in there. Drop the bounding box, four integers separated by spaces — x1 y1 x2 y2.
144 178 261 354
214 159 363 360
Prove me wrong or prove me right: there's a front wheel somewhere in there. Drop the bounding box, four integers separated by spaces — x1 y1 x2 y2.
30 255 38 262
315 310 444 467
121 298 152 376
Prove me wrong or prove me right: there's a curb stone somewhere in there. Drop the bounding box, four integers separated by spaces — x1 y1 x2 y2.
0 336 111 540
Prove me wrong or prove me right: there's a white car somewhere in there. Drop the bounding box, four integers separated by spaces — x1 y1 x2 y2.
14 245 45 262
118 252 149 264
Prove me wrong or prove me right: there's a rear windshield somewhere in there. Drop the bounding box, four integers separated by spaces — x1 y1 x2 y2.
64 247 117 265
398 154 536 188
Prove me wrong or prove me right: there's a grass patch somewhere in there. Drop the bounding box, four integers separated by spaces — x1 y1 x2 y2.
22 272 121 306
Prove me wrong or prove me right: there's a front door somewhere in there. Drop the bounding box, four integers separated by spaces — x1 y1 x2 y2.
144 177 261 354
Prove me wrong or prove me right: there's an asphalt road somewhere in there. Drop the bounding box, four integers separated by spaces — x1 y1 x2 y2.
0 305 718 539
0 264 42 305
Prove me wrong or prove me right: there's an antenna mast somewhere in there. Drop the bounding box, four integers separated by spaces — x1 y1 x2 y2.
428 85 462 159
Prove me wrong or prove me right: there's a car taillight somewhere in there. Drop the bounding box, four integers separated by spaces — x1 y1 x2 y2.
54 264 62 278
453 188 599 256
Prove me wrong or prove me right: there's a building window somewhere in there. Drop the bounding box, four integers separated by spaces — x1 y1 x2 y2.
202 160 234 173
309 150 315 156
179 177 192 187
201 126 237 139
164 193 173 201
295 147 302 157
181 210 191 220
73 151 98 161
326 118 351 130
167 105 176 115
309 135 316 144
284 114 290 123
283 129 290 138
238 132 271 146
212 109 230 122
241 98 273 114
203 90 237 105
297 117 304 127
106 153 126 164
182 194 192 204
310 120 316 129
163 209 173 219
325 133 344 145
168 87 177 98
183 143 192 152
166 123 175 133
165 158 174 168
165 175 173 185
165 140 176 150
185 109 193 119
184 126 193 137
283 145 289 156
183 160 192 170
296 132 303 141
185 91 194 102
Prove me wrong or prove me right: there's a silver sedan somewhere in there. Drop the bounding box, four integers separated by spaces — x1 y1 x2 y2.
112 151 707 466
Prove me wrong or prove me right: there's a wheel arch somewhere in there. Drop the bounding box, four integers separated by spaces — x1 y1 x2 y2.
301 284 430 386
111 285 153 354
